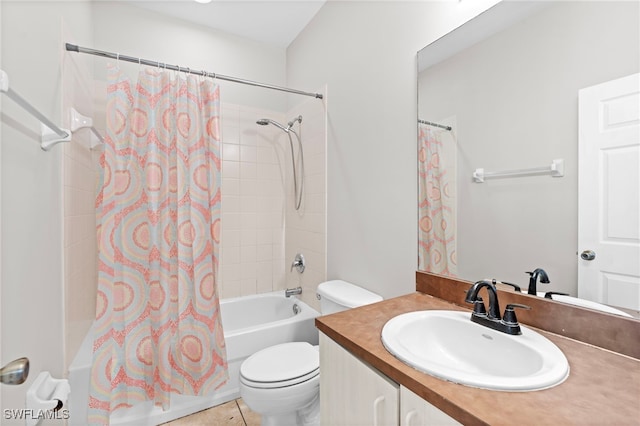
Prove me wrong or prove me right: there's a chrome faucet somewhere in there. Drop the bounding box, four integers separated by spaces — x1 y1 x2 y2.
526 268 550 295
465 279 530 335
285 287 302 298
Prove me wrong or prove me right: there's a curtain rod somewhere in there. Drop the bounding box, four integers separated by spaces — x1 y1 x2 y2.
418 119 452 131
65 43 324 100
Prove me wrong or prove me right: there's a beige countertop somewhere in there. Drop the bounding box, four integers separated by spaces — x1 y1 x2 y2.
316 291 640 425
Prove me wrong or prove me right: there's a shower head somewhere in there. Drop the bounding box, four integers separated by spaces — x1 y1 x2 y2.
257 115 303 133
0 357 29 385
256 118 288 132
256 115 305 211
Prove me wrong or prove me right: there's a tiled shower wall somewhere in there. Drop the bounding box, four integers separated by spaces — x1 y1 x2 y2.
219 104 288 299
285 93 327 312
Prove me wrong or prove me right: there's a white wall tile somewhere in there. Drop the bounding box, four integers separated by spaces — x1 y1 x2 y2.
222 177 240 196
240 278 257 296
240 145 257 163
240 162 257 179
240 228 257 246
241 244 257 264
223 229 241 247
240 179 258 197
223 196 241 213
223 143 240 161
223 161 240 179
222 213 242 230
256 245 272 262
256 228 273 244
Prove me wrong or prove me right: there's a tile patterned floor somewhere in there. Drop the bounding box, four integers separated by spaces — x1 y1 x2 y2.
161 398 261 426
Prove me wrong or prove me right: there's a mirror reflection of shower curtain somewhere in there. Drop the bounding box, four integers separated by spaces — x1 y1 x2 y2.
88 65 228 424
418 124 457 276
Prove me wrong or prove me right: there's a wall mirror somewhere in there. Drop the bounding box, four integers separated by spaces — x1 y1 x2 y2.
417 1 639 317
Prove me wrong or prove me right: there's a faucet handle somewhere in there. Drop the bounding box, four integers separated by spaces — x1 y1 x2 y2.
544 291 570 299
472 296 487 316
291 253 305 273
502 303 531 325
491 278 522 293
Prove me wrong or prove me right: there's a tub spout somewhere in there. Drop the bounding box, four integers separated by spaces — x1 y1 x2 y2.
285 287 302 298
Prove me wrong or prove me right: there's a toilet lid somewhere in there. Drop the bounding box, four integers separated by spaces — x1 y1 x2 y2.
240 342 319 386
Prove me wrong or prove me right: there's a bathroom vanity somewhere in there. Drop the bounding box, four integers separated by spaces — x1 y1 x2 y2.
319 332 460 425
315 272 640 425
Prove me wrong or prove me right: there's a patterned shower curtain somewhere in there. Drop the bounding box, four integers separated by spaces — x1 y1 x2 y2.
88 65 228 424
418 124 457 276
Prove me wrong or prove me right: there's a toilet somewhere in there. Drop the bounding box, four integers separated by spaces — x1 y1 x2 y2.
239 280 383 426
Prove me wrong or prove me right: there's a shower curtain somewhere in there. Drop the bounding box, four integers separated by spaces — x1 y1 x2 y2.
418 124 457 276
88 65 227 424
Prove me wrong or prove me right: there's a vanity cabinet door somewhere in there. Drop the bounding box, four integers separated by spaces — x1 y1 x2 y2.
400 386 460 426
320 332 399 426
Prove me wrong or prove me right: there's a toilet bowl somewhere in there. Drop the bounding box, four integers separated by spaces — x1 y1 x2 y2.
240 342 320 426
239 280 382 426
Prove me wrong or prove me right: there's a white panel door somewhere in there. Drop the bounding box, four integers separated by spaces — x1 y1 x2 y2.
578 73 640 310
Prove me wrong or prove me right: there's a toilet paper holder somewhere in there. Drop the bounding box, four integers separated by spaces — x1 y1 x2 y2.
25 371 70 426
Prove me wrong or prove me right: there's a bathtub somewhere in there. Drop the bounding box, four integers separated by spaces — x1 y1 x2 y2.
68 291 319 426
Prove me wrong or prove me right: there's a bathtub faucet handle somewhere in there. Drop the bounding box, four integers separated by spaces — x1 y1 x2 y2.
285 287 303 298
291 253 305 273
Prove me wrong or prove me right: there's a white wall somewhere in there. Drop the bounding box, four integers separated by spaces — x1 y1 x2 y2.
1 0 93 420
91 2 288 113
418 1 640 294
287 0 500 299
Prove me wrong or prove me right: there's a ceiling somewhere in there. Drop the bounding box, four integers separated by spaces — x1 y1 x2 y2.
122 0 327 48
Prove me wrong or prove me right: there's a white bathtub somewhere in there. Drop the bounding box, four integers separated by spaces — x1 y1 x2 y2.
68 291 319 426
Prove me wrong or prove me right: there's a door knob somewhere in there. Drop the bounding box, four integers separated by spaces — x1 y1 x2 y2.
580 250 596 261
0 357 29 385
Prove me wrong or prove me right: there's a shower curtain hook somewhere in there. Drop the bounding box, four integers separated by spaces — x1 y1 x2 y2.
116 53 120 67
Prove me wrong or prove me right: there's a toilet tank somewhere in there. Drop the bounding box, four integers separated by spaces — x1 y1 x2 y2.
316 280 383 315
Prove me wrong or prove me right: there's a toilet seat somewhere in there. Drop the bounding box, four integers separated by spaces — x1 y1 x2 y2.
240 342 319 389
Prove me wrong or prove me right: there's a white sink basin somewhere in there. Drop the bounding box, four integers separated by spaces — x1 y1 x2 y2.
381 310 569 391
